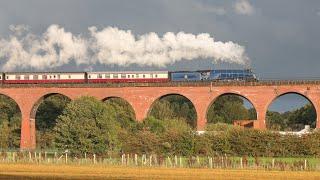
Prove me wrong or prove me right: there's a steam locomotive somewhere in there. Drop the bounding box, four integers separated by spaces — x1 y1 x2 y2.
0 69 257 84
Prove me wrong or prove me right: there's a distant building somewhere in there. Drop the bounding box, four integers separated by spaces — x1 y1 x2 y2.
233 120 258 128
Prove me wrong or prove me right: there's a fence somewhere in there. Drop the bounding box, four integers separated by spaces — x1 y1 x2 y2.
1 151 319 171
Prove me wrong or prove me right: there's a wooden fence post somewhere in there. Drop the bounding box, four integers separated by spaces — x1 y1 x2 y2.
210 157 213 168
149 155 152 166
135 154 138 166
174 156 178 167
121 154 125 165
304 159 307 170
272 159 275 169
29 151 32 162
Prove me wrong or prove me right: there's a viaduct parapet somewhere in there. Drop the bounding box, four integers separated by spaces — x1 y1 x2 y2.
0 81 319 150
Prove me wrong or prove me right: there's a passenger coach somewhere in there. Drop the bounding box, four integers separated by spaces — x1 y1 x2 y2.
3 72 86 84
87 71 169 83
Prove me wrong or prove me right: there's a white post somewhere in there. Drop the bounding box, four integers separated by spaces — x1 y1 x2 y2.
149 155 152 166
121 154 125 165
54 152 57 163
272 159 275 168
135 154 138 166
93 154 96 164
29 151 32 162
209 157 213 168
304 159 307 170
65 152 68 164
174 156 178 167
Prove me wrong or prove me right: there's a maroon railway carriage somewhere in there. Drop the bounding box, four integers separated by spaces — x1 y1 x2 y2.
2 72 86 84
1 71 170 84
86 71 169 83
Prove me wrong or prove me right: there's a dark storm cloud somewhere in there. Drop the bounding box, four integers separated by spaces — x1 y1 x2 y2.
0 0 319 78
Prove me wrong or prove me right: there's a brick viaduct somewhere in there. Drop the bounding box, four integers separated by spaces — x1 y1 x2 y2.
0 81 320 150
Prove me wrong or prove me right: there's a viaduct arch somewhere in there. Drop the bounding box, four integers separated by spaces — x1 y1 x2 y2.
0 83 319 150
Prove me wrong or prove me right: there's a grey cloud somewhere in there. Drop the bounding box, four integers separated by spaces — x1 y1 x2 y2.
194 3 227 15
233 0 255 15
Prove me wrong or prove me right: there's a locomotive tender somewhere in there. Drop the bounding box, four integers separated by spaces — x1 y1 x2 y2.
0 69 256 84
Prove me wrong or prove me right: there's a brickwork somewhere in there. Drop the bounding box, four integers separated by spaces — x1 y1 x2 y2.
0 83 319 150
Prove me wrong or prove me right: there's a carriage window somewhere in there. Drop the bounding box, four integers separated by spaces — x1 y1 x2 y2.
105 74 110 78
57 74 61 79
88 75 91 79
143 74 145 78
128 75 131 78
43 75 47 80
113 74 118 78
53 75 56 78
98 74 103 79
155 74 158 78
132 75 135 78
24 75 29 80
33 75 38 80
15 75 21 80
121 74 126 78
0 76 2 79
68 75 71 79
136 74 139 78
6 76 9 80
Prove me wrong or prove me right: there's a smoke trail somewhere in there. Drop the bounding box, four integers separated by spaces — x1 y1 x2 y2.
0 24 249 71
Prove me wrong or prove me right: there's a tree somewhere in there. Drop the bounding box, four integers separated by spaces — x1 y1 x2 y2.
266 103 316 131
104 98 136 130
207 95 255 124
35 94 70 149
54 96 121 155
0 119 10 149
148 95 197 128
0 95 21 149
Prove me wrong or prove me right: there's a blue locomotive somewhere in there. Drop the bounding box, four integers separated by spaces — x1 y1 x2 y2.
170 69 257 81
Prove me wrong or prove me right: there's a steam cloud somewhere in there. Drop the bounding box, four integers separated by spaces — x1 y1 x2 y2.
0 24 249 71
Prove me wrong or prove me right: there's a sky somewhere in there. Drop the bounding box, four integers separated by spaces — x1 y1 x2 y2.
0 0 319 112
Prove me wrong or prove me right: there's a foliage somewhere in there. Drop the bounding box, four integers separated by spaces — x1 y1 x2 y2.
267 103 316 131
36 94 70 149
0 92 319 158
148 95 197 128
104 97 136 129
54 96 121 155
207 95 257 124
0 95 21 149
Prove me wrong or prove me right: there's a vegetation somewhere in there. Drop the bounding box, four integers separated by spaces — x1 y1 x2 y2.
35 94 70 149
0 95 21 149
148 95 197 127
54 96 121 155
207 94 257 124
0 93 318 158
266 103 316 131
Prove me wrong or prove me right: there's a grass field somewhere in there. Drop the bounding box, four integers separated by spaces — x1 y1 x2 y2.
0 164 320 179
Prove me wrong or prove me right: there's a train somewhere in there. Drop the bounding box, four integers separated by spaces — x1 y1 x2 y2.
0 69 257 84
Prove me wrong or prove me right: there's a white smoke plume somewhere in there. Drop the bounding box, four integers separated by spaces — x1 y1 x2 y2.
0 24 249 71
